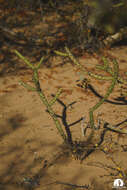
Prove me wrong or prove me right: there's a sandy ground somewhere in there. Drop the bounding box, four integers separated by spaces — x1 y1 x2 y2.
0 44 127 190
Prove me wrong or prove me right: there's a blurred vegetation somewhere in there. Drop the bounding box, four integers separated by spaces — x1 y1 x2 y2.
87 0 127 34
1 0 127 35
4 0 126 37
0 0 127 56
